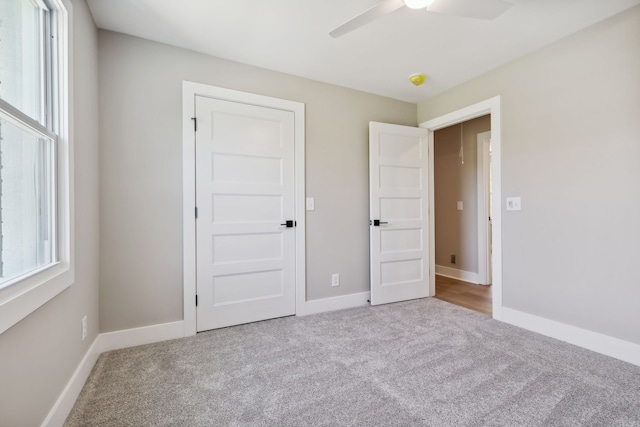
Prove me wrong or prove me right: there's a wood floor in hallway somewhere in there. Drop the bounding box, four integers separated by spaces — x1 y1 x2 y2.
435 275 492 316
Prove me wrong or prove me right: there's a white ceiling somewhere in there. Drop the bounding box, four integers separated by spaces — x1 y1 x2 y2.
87 0 640 103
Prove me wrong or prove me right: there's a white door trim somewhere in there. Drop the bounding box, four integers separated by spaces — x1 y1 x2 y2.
419 96 503 320
182 81 306 336
477 131 492 286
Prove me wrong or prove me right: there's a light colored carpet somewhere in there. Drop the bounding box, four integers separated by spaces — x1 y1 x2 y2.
65 298 640 426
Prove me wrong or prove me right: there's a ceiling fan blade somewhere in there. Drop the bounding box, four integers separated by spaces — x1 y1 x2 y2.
428 0 513 20
329 0 405 38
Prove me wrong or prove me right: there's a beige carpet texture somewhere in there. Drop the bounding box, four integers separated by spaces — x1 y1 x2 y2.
65 298 640 426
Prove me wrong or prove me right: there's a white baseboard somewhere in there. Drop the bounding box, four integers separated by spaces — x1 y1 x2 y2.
41 337 101 427
302 292 370 316
502 307 640 367
42 320 187 426
100 320 185 353
435 265 480 284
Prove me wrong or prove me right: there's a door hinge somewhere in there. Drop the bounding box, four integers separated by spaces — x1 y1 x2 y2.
196 295 198 306
191 117 197 132
195 207 198 218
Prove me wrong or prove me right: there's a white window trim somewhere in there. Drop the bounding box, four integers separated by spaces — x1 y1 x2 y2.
0 0 73 334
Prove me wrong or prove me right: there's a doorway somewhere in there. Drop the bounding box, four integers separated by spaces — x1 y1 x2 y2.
431 117 492 315
420 96 503 320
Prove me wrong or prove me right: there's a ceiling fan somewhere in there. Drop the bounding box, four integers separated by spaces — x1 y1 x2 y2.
329 0 513 38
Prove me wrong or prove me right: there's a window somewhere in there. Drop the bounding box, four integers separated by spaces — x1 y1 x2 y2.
0 115 56 285
0 0 71 333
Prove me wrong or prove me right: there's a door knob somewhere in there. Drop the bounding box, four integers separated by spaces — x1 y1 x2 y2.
372 219 388 226
280 220 296 227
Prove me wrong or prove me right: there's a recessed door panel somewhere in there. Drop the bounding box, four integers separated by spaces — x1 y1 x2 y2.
213 233 283 264
212 112 284 148
379 134 423 161
212 194 282 223
380 197 422 221
380 228 422 253
212 154 282 185
379 165 422 189
212 270 284 306
381 259 423 286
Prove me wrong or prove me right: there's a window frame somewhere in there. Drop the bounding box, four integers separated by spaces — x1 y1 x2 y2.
0 0 73 334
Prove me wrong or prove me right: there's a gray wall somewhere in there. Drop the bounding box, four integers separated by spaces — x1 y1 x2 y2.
98 31 417 332
434 115 490 273
0 0 100 425
419 5 640 344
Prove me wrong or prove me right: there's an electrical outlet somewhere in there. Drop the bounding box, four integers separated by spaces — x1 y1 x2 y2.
331 273 340 287
450 254 456 264
81 316 87 341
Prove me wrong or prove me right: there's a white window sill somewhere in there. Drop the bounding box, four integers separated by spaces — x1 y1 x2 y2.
0 262 74 334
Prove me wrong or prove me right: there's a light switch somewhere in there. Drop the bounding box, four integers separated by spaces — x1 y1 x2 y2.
506 197 522 211
306 197 315 211
457 201 463 211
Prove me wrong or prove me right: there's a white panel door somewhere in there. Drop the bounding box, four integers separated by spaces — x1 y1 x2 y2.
369 122 430 305
195 96 295 331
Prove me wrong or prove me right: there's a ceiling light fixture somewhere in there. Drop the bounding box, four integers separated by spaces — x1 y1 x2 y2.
403 0 436 10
